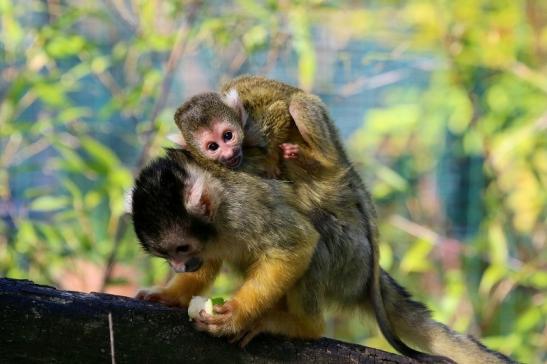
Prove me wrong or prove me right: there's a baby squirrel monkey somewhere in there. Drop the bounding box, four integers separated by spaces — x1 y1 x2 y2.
131 150 514 364
172 75 333 179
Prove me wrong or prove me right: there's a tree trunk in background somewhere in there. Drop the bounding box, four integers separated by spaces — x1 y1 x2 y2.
0 278 416 363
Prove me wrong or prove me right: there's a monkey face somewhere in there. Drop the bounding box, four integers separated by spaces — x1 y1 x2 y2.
195 118 243 168
131 157 219 273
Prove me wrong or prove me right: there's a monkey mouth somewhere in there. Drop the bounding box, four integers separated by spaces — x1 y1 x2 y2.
171 256 203 273
225 155 242 168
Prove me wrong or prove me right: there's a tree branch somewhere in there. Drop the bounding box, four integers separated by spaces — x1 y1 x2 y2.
0 278 416 363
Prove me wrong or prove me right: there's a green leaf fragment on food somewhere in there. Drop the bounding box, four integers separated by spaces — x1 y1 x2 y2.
211 297 225 305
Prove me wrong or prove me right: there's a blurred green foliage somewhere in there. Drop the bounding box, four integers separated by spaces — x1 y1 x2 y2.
0 1 545 362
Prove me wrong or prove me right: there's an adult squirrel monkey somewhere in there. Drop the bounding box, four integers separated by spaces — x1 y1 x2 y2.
131 150 514 364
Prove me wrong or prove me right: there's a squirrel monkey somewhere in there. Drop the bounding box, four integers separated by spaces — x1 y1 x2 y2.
132 150 321 341
171 75 334 179
131 150 514 364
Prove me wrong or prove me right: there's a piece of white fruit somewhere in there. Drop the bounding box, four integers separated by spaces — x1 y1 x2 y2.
188 296 213 321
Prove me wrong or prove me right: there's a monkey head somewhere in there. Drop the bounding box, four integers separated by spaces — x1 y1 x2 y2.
130 153 223 273
172 90 248 169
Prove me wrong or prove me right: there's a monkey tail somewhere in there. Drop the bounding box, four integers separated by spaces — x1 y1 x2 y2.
366 231 454 362
373 271 516 364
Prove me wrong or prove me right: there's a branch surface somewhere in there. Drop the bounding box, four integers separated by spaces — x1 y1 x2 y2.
0 278 417 363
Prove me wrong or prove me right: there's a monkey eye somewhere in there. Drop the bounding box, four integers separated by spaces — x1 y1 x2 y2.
223 131 233 141
207 142 219 151
152 249 168 259
176 244 190 253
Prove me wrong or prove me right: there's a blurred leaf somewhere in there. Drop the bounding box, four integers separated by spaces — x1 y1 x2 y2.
487 223 508 264
379 241 393 270
80 137 121 173
524 270 547 289
376 165 408 192
243 25 268 52
46 35 87 59
290 8 316 91
84 191 102 209
34 82 69 107
515 306 542 333
400 239 433 273
58 107 91 124
30 196 70 212
479 265 505 295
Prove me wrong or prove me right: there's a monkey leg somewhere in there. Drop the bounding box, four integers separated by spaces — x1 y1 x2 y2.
259 100 292 178
289 93 336 159
376 270 514 364
136 259 222 307
232 308 325 348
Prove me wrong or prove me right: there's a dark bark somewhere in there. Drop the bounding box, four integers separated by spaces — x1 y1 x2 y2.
0 278 417 363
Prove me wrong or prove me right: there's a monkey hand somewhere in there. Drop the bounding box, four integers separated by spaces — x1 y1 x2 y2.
194 299 247 337
135 286 186 307
279 143 299 160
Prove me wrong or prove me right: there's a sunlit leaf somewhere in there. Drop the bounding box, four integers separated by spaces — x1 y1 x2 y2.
479 264 505 295
45 36 86 59
80 137 121 173
400 239 433 273
30 196 70 212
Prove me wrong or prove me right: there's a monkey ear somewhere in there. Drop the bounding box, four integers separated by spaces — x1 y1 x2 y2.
183 163 223 221
167 133 187 148
222 89 248 127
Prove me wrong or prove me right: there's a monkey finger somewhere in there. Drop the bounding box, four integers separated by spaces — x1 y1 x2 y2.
199 311 232 325
239 327 261 348
136 291 160 302
279 143 299 152
229 331 247 344
214 306 231 315
194 320 220 335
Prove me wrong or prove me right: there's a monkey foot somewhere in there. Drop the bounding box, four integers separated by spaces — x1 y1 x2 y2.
229 324 262 348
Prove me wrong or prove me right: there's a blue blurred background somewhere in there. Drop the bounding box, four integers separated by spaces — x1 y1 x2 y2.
1 1 545 361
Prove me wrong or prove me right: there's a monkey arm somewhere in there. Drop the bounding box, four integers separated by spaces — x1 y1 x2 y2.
136 259 222 307
195 233 318 336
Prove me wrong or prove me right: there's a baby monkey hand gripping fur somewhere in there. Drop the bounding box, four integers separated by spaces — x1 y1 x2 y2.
131 150 514 364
